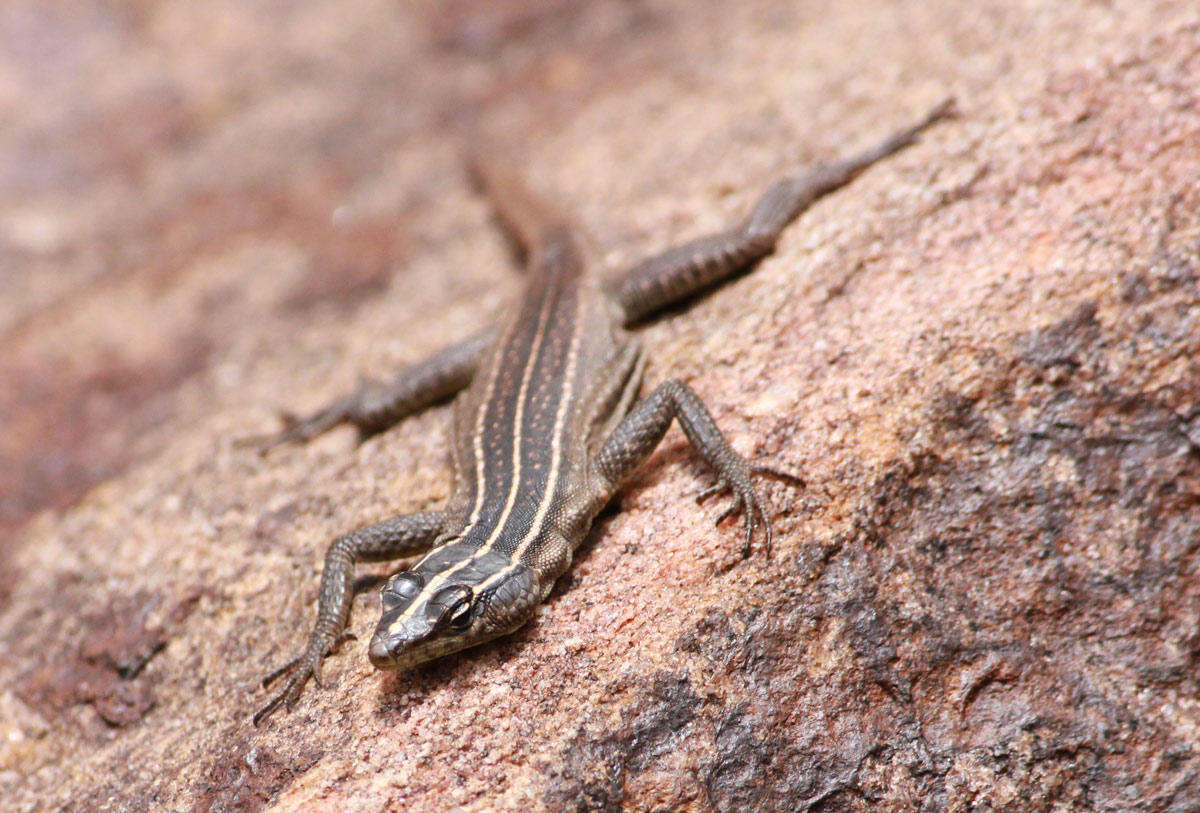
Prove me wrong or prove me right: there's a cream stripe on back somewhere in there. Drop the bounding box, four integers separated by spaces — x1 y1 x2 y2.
476 287 586 592
390 280 560 627
411 305 519 573
473 283 555 552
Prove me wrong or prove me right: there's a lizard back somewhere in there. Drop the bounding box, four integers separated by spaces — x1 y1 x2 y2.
443 230 636 575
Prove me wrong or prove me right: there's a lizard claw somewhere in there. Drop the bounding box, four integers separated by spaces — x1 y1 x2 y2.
260 656 301 690
237 393 362 456
252 625 361 725
706 460 805 560
253 652 323 726
713 491 742 526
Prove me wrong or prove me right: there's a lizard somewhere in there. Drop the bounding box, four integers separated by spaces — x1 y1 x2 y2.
251 99 953 725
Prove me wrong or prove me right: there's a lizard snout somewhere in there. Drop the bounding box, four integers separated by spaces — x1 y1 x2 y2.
368 628 418 669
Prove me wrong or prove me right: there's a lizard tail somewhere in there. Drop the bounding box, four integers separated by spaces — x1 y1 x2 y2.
465 151 580 273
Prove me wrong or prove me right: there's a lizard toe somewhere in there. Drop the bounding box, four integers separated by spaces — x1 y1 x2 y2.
260 656 301 690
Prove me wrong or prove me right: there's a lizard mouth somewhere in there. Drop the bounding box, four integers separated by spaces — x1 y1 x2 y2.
368 627 429 669
369 595 470 669
368 633 400 669
368 625 464 670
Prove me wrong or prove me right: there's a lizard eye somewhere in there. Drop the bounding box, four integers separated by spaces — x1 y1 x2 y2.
447 596 473 633
381 572 424 610
429 585 473 633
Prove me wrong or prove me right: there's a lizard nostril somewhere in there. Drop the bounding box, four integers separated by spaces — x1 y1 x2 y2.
368 634 396 669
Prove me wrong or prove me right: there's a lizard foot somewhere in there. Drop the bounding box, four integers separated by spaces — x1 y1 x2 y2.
239 402 351 455
253 654 319 726
253 631 357 725
696 462 805 559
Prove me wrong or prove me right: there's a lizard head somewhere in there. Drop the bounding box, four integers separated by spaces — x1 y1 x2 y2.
367 552 540 670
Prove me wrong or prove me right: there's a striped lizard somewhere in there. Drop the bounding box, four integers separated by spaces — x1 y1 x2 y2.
252 101 952 724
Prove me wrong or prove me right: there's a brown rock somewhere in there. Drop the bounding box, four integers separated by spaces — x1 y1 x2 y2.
2 1 1199 810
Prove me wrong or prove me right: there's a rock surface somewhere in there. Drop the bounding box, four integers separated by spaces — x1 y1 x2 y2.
2 1 1200 810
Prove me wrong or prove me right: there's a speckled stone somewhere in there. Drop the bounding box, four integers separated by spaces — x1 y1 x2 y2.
2 1 1200 810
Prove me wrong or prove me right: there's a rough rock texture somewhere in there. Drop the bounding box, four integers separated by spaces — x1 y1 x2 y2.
2 1 1200 810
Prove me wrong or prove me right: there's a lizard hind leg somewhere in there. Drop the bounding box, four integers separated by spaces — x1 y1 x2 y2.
606 98 955 325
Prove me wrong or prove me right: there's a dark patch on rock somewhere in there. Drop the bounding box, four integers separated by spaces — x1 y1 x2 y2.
674 602 923 811
0 175 403 561
543 672 702 811
675 607 741 660
428 0 655 59
252 501 301 548
610 288 1200 810
0 332 212 561
0 557 15 614
16 588 201 728
193 737 322 813
1018 299 1101 372
705 705 769 811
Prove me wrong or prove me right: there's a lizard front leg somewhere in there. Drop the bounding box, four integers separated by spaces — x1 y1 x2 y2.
595 379 791 557
607 99 954 325
254 510 453 725
252 329 493 450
